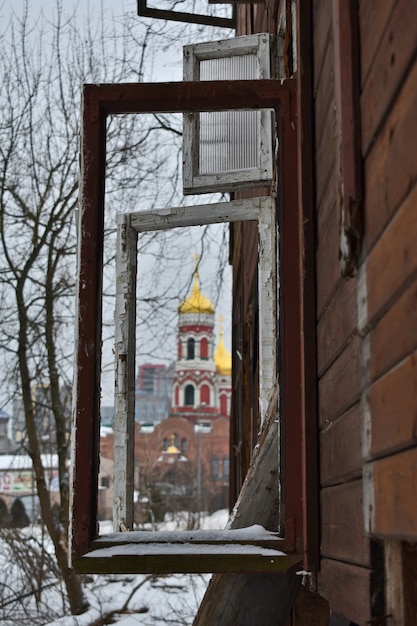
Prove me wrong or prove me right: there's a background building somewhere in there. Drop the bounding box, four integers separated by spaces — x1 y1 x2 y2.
100 269 232 522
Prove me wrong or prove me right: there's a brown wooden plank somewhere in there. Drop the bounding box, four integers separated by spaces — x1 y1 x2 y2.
321 480 370 566
366 182 417 325
371 447 417 540
316 187 340 318
313 0 332 93
318 558 371 624
71 86 105 558
320 402 362 486
194 572 301 626
364 60 417 252
317 277 357 376
370 278 417 382
314 95 337 210
293 586 330 625
369 350 417 458
193 385 302 624
297 0 320 572
360 0 417 155
318 335 362 425
333 0 363 278
280 85 304 555
88 79 295 115
314 37 335 153
359 0 396 88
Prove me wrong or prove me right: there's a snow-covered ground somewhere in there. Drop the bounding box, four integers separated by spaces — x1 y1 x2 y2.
0 510 228 626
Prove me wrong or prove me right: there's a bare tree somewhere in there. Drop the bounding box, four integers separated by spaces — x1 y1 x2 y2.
0 1 184 614
0 0 232 618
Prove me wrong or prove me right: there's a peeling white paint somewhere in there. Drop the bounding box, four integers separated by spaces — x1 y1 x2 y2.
113 214 137 532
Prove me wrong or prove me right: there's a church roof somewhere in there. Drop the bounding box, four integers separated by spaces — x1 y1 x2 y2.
178 272 215 315
215 330 232 376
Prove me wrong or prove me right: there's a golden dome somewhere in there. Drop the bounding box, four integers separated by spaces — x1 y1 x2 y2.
166 433 179 454
178 273 215 315
215 328 232 376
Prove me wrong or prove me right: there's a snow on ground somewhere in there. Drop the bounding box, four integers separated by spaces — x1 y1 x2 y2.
30 509 229 626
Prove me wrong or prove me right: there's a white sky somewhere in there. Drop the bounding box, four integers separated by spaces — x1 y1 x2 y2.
0 1 234 410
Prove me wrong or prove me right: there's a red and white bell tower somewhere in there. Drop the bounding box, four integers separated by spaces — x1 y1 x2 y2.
171 265 231 423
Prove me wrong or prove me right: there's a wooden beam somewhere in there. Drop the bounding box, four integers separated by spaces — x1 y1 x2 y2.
137 0 236 29
130 197 270 232
85 79 295 115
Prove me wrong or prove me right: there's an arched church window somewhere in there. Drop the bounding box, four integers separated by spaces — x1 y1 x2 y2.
181 438 188 453
200 337 208 359
184 384 195 406
187 337 195 360
220 393 228 416
200 384 210 406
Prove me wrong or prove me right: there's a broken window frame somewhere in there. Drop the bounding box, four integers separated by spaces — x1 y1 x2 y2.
70 78 298 573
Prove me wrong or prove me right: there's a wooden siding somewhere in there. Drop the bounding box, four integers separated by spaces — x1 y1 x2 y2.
314 0 417 621
313 0 367 621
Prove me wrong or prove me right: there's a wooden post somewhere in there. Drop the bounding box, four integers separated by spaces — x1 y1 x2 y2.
113 214 137 531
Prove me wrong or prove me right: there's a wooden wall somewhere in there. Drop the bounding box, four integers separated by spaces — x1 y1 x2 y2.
230 0 417 622
313 0 417 622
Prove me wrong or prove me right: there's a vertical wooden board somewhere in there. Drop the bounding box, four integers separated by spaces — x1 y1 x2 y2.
317 277 357 376
371 447 417 540
318 335 362 424
370 279 417 382
403 542 417 623
194 403 302 625
360 0 417 154
318 559 371 624
369 350 417 457
366 182 417 324
316 190 339 317
359 0 396 87
314 36 335 147
320 402 362 486
241 221 258 314
297 0 320 571
313 0 332 93
363 61 417 251
292 586 330 626
314 99 337 209
321 480 370 566
194 572 301 626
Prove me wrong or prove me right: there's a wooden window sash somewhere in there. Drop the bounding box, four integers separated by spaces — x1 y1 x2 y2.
183 33 280 194
70 78 297 573
113 196 276 536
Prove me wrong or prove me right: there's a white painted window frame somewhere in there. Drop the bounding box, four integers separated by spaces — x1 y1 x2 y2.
183 34 277 194
114 196 277 530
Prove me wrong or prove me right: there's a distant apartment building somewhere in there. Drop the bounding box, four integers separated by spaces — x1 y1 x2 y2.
135 363 173 424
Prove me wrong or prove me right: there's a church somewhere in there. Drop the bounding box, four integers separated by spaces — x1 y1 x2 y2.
100 266 232 523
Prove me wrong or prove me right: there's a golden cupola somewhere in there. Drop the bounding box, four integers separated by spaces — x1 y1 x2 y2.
178 271 215 316
215 321 232 376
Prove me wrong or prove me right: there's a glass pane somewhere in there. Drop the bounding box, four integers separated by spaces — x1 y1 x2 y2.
199 55 259 174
